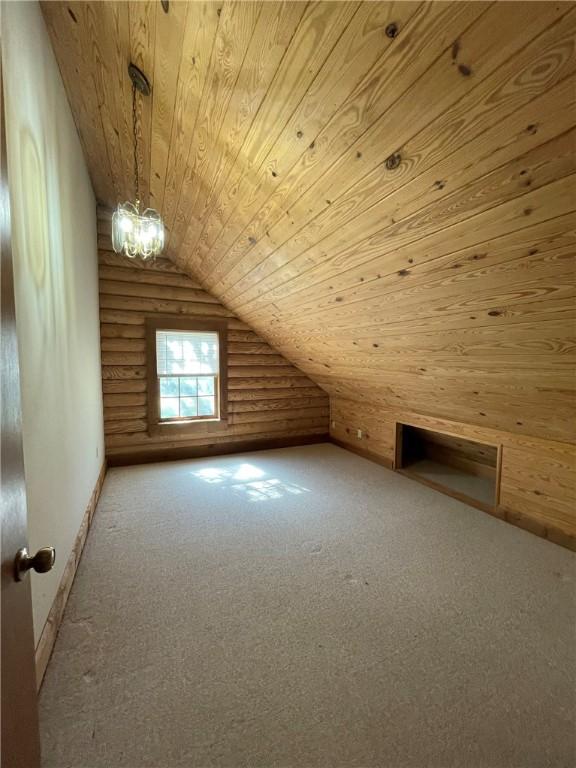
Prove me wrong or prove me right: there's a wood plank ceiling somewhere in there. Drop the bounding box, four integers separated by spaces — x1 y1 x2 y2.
42 1 576 443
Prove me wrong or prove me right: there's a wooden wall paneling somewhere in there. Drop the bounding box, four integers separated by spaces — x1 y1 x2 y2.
104 420 329 448
500 442 576 548
330 398 396 463
330 397 576 550
99 294 234 318
99 265 207 290
97 243 191 276
325 373 573 443
97 215 329 460
229 395 329 413
228 386 324 401
227 376 314 390
99 308 250 332
320 370 573 443
104 407 147 423
102 381 147 395
99 279 222 305
104 392 147 407
105 433 329 468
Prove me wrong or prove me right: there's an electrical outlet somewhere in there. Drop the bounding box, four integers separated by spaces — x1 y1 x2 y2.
357 429 363 439
331 420 336 428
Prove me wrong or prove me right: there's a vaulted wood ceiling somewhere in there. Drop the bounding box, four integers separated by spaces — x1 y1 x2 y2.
42 1 575 442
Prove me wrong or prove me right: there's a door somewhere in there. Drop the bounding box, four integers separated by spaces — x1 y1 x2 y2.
0 58 42 768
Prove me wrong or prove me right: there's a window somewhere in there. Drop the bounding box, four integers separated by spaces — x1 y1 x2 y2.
157 330 219 420
146 317 227 434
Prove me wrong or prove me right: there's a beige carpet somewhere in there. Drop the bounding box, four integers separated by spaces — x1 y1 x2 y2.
40 444 575 768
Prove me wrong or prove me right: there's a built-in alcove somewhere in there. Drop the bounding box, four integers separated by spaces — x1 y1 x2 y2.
395 424 500 511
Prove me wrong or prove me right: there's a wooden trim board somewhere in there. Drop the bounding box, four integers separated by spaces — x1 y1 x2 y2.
35 461 107 690
145 315 229 436
495 444 504 507
107 433 331 467
393 423 403 471
498 504 576 552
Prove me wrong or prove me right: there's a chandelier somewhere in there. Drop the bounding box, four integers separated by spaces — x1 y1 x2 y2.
112 64 165 260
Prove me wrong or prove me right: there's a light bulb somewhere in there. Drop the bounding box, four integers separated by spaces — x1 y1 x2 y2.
112 201 165 259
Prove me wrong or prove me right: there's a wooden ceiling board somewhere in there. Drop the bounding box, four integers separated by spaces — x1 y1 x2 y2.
191 1 487 292
178 0 422 266
220 7 576 310
41 0 576 444
238 80 575 320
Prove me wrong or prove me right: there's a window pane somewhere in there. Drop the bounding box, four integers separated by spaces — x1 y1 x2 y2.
198 376 214 396
180 377 198 396
156 330 219 375
198 395 215 416
160 398 179 419
180 397 198 418
160 377 179 397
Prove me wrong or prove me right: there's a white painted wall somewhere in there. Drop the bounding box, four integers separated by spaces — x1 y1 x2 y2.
2 1 104 643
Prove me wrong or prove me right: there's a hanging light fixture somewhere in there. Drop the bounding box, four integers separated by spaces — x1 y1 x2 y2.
112 63 165 260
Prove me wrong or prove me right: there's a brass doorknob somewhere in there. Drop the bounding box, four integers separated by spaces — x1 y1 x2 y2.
14 547 56 582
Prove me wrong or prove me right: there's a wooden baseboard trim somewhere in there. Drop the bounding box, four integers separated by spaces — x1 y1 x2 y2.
35 461 107 690
497 505 576 552
330 437 393 469
106 433 330 467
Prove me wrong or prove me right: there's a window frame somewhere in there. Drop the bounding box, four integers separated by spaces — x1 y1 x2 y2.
145 316 228 437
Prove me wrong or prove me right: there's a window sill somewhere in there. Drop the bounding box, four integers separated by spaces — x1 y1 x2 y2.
148 417 228 438
160 417 221 425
